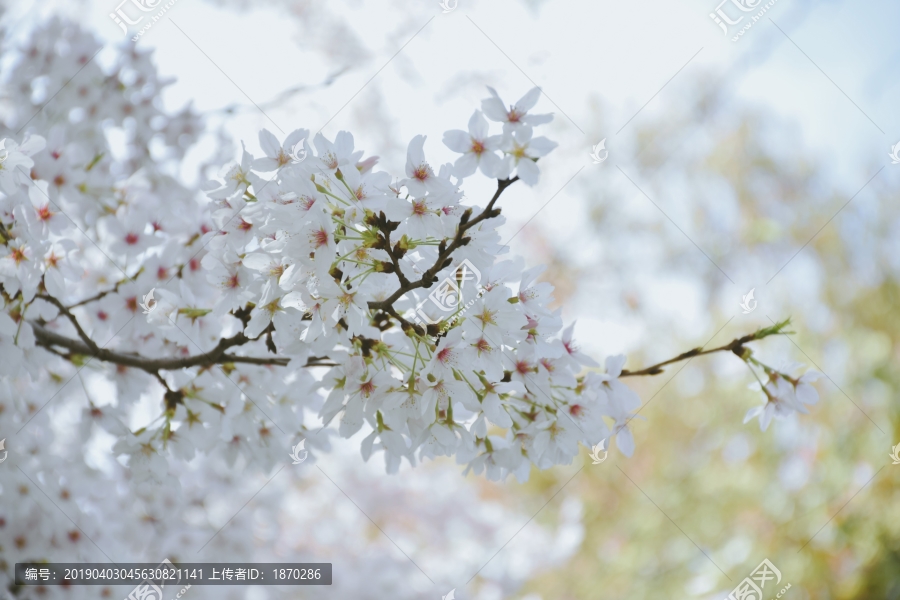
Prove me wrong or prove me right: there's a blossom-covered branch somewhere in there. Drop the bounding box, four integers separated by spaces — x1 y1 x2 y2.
30 320 298 370
365 175 518 329
1 61 822 483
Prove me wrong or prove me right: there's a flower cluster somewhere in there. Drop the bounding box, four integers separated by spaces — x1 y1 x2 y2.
0 19 205 379
198 87 652 479
0 13 829 600
1 21 582 600
743 362 822 431
0 21 821 490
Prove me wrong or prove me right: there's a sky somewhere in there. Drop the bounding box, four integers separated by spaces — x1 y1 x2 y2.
4 0 898 359
5 0 893 169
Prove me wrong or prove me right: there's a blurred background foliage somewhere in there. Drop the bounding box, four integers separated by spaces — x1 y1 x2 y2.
496 79 900 599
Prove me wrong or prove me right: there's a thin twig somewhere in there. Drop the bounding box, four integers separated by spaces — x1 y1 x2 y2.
67 273 137 308
619 320 792 377
36 294 101 355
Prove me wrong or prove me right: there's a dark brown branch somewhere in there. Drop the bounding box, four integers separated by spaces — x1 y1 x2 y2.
618 347 712 377
36 294 101 355
367 176 518 321
70 180 520 359
382 304 420 335
30 322 333 372
16 177 522 410
376 216 410 289
619 320 792 377
67 273 137 308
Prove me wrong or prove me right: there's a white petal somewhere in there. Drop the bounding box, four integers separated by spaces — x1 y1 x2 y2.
482 394 513 428
527 136 558 157
242 253 274 271
481 96 509 122
615 426 635 457
360 430 379 461
431 424 457 446
244 307 272 338
478 151 502 178
760 405 775 431
19 134 47 155
258 129 282 158
515 87 542 112
334 131 355 156
513 126 534 144
0 313 17 335
523 113 554 127
284 128 310 150
405 135 427 175
281 291 306 310
252 157 280 172
494 155 514 180
469 110 489 138
796 383 818 406
515 158 540 186
443 130 471 154
339 398 364 437
453 153 478 178
606 354 627 378
743 405 763 424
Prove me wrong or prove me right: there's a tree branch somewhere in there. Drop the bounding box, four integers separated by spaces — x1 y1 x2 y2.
367 176 518 330
25 173 790 396
36 294 101 355
30 322 332 372
66 273 137 308
619 319 793 377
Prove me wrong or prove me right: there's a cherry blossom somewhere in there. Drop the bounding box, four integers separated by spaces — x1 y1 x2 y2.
0 18 824 598
744 363 823 431
481 86 554 132
2 71 816 486
443 110 506 179
500 125 558 186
